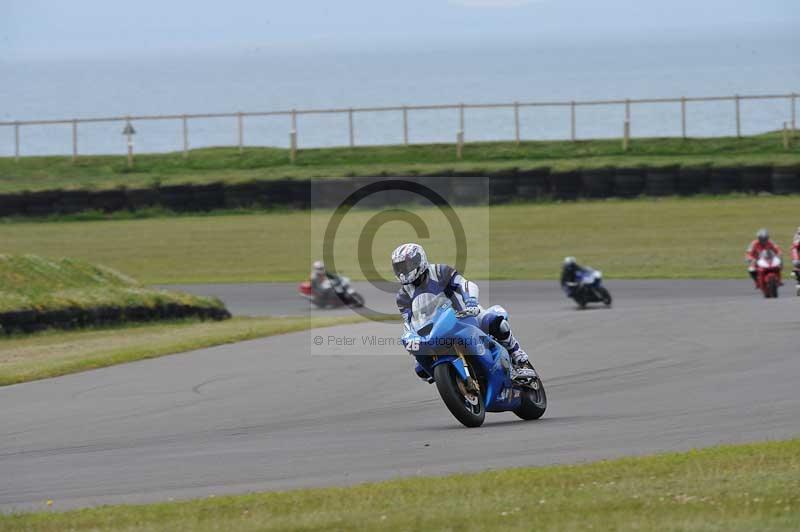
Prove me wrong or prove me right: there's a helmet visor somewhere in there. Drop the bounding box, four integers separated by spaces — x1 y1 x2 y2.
393 253 423 280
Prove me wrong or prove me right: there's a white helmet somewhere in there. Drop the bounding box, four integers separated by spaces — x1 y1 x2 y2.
564 256 577 266
312 260 325 274
391 243 428 285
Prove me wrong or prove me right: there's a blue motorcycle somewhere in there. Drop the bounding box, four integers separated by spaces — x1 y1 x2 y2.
402 294 546 427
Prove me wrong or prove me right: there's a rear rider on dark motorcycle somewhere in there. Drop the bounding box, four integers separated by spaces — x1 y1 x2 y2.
560 256 589 297
391 243 537 384
745 229 783 288
791 226 800 295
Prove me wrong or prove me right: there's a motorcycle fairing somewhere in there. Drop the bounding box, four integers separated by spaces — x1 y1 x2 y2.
404 302 524 412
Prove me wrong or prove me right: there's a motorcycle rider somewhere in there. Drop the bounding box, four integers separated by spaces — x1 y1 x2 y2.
791 227 800 295
309 260 343 302
745 229 783 288
560 256 589 298
310 260 330 293
391 243 537 384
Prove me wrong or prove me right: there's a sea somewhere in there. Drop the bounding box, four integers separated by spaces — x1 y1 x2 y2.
2 34 798 157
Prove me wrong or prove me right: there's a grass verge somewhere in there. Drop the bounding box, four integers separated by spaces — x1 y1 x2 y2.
0 255 228 334
2 438 798 530
0 133 798 192
0 195 797 283
0 315 365 386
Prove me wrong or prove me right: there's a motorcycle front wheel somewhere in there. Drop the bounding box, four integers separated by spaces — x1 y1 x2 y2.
597 286 613 306
434 363 485 428
769 278 779 298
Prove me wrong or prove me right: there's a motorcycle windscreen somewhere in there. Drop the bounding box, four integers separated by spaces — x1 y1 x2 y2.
410 293 451 331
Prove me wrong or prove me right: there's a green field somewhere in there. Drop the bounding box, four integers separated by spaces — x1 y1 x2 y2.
0 196 796 283
2 438 797 531
0 133 797 192
0 315 366 386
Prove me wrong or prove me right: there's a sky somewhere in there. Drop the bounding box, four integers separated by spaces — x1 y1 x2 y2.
2 0 798 60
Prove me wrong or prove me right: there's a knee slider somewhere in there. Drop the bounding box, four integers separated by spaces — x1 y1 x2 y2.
490 315 511 341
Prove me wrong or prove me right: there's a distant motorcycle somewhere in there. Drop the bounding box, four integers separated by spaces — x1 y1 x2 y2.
755 251 782 299
298 275 365 308
565 268 612 309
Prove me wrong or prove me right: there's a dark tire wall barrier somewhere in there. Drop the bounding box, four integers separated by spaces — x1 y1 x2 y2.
580 168 614 198
0 303 231 335
772 166 800 194
551 171 581 200
0 165 798 217
613 167 646 198
709 167 741 195
646 166 678 196
676 166 710 195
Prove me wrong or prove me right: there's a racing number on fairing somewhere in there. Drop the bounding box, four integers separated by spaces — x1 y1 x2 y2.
408 338 420 351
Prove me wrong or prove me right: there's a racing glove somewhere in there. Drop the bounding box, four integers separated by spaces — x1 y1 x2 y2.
461 296 480 317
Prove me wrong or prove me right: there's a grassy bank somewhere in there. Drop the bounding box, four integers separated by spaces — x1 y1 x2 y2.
0 133 798 192
0 315 365 386
0 196 797 283
0 255 227 333
3 438 798 530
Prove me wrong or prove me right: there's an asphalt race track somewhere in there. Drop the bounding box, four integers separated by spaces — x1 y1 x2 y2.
1 281 798 511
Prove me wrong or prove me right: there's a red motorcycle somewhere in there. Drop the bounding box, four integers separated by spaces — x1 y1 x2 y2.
298 275 365 308
755 250 782 299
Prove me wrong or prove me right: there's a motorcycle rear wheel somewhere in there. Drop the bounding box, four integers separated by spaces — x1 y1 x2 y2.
513 377 547 420
434 363 485 428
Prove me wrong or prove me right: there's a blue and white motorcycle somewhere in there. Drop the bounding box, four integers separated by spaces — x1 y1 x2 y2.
402 294 546 428
565 268 612 309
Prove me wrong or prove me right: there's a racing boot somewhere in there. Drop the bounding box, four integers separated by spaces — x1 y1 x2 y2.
500 332 537 383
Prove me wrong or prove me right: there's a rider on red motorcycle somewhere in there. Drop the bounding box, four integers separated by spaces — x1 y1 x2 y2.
310 260 329 292
791 227 800 294
746 229 782 288
309 260 342 299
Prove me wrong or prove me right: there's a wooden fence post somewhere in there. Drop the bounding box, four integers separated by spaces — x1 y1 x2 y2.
783 122 790 150
681 97 687 139
735 95 741 138
623 121 630 152
237 112 244 154
290 109 298 163
402 106 409 146
182 115 189 159
459 103 465 139
72 119 78 162
14 122 19 162
456 131 464 160
570 101 576 141
348 108 355 148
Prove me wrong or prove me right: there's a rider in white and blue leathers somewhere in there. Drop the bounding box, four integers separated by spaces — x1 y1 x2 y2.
392 243 537 383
